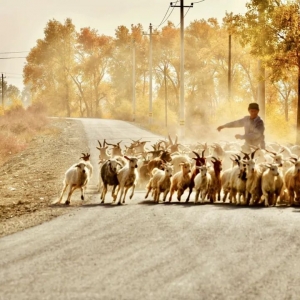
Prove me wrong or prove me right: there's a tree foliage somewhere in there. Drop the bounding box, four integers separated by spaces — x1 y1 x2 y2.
22 4 300 142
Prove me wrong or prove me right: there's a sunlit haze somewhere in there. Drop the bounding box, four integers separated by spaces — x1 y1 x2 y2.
0 0 247 91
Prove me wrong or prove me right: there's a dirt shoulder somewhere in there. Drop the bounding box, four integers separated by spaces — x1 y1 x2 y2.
0 118 88 238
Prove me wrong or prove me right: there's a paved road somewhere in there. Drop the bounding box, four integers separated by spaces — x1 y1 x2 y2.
1 118 300 300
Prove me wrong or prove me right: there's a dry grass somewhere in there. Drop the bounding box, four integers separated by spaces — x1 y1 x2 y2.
0 103 48 165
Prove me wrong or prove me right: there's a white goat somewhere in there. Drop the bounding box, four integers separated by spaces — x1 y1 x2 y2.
58 162 90 205
284 158 300 206
194 165 211 204
80 153 93 178
221 156 240 203
261 164 280 207
114 156 139 205
244 158 262 206
168 162 191 202
221 168 232 202
229 160 247 205
145 164 173 203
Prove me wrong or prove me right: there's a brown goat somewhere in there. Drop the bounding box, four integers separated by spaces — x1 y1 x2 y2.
186 150 206 202
147 150 172 175
168 162 192 202
208 157 222 203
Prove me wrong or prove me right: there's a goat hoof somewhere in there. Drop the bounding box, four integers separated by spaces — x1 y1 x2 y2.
81 195 84 200
65 200 70 205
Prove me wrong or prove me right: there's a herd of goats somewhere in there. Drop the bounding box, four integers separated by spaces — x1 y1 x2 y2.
57 134 300 207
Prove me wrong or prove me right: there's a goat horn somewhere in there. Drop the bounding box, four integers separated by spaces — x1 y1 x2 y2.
240 151 250 160
192 151 200 159
250 148 259 159
290 157 298 162
97 140 102 147
265 149 277 156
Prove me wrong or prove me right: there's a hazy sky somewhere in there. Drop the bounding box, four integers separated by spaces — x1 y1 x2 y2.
0 0 247 91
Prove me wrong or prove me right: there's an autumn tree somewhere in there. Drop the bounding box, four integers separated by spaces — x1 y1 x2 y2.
73 27 113 117
224 0 300 142
24 18 77 116
152 21 180 115
108 24 149 120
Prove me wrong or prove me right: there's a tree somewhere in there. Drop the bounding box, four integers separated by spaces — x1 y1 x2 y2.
74 27 113 117
24 18 77 116
152 22 180 116
224 0 300 143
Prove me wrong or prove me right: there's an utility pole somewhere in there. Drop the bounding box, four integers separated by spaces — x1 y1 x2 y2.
164 66 168 127
144 24 158 126
228 34 232 102
171 1 193 140
257 3 266 121
132 39 136 122
1 73 5 108
297 0 300 144
149 23 153 126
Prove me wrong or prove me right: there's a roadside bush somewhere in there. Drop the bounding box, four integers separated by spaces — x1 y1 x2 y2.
0 103 49 164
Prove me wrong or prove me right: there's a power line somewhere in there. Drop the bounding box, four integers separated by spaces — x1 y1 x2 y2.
176 6 192 27
156 4 171 29
0 51 29 54
0 72 23 75
175 0 205 27
191 0 205 4
156 0 179 29
0 57 26 59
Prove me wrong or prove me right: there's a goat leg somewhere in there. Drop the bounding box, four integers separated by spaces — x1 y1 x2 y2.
129 184 135 200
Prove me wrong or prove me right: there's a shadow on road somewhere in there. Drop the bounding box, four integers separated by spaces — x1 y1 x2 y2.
212 202 297 210
49 203 82 209
82 202 125 208
138 200 196 207
138 200 157 205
